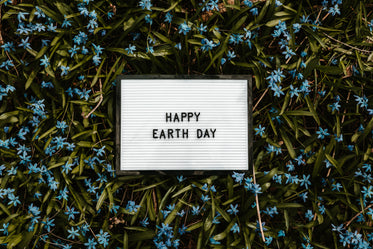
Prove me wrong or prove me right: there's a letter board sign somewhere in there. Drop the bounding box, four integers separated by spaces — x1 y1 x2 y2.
115 75 252 174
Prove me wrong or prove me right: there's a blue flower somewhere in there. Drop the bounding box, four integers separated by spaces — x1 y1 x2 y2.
197 23 207 34
125 200 141 213
305 210 314 221
232 171 245 184
334 134 343 142
175 43 182 50
293 23 301 33
201 194 210 202
60 66 70 76
107 11 114 19
18 37 32 50
243 0 253 7
178 21 191 35
84 237 97 249
110 205 120 214
177 209 185 217
62 17 73 28
191 205 200 215
1 42 15 52
92 55 101 66
227 204 239 215
354 95 368 109
362 163 372 173
201 38 217 51
17 11 29 22
265 236 273 245
282 46 296 59
299 174 311 189
289 85 299 98
263 206 278 217
250 7 258 16
47 23 57 32
254 125 265 137
146 46 154 53
0 223 9 235
209 237 220 244
245 182 262 195
362 186 373 199
78 89 91 100
330 102 341 112
39 55 50 67
229 34 244 45
140 217 149 227
299 192 308 202
230 223 240 233
42 218 55 232
201 183 209 191
177 175 185 182
93 146 106 157
208 0 220 11
271 84 284 97
8 193 21 206
145 14 153 25
227 51 236 60
316 127 330 139
56 121 68 133
328 4 341 16
97 229 110 248
68 45 80 57
278 230 285 237
210 185 216 192
164 12 173 23
161 209 170 218
41 81 54 89
65 206 80 220
125 44 136 54
331 223 344 233
139 0 152 11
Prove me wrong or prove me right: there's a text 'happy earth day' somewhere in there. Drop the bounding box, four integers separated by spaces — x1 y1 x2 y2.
152 112 217 139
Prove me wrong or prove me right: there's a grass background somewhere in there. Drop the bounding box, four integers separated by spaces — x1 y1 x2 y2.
1 0 373 248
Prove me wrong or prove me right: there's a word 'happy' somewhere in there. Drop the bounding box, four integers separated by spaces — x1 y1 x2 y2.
152 112 217 139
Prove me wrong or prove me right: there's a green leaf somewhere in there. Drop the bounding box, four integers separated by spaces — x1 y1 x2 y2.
276 203 304 208
172 185 193 198
164 199 184 225
91 58 106 87
0 203 10 216
280 129 296 159
265 17 292 27
134 179 169 192
38 127 57 140
163 0 183 12
6 233 23 248
284 110 315 116
312 147 325 178
77 141 96 148
123 231 128 249
25 70 37 90
0 111 19 120
71 130 97 140
305 95 320 125
96 188 108 211
325 154 343 175
128 230 156 241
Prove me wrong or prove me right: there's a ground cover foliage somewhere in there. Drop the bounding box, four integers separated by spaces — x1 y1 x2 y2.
0 0 373 248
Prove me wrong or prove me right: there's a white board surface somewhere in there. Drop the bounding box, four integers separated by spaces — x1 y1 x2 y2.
120 79 248 171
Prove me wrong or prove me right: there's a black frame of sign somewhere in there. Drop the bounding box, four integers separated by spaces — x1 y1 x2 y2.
115 75 252 175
